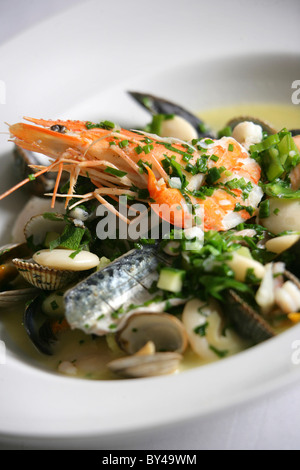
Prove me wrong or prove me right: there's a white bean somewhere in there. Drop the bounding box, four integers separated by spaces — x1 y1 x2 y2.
226 250 265 282
182 298 245 360
232 121 263 150
33 249 100 271
160 115 198 142
259 199 300 234
265 234 300 254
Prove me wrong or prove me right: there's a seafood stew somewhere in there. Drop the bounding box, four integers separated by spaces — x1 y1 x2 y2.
1 94 300 380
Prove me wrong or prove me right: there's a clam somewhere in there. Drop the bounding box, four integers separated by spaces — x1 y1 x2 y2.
24 295 69 355
116 312 188 355
0 243 38 307
12 258 79 291
24 213 67 247
107 312 187 378
107 345 182 379
11 196 66 244
13 248 99 291
128 91 214 139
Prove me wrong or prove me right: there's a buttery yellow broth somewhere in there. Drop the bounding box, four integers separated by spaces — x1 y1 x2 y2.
1 103 300 380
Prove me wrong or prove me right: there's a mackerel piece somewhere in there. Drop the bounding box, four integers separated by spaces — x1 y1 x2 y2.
64 245 169 335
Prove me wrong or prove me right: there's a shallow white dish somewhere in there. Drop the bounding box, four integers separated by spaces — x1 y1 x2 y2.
0 1 300 444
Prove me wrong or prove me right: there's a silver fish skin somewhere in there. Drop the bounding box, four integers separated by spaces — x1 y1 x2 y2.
64 244 170 335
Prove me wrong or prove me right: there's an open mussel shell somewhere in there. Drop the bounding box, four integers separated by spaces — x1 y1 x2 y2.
14 147 68 196
226 116 278 135
223 289 275 344
12 258 78 291
107 351 182 379
290 129 300 137
24 295 68 355
116 312 188 355
0 243 39 307
128 91 213 138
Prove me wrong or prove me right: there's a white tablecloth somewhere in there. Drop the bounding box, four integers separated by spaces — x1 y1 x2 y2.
0 0 299 450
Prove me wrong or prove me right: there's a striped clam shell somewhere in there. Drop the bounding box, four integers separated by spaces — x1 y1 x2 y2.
12 258 78 291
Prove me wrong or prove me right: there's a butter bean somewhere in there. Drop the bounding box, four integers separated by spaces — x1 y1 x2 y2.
160 115 198 141
33 249 99 271
265 234 300 255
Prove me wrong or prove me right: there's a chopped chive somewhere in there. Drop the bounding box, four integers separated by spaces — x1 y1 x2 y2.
228 143 234 152
210 154 219 162
209 345 228 358
50 300 59 311
119 139 129 148
194 322 209 337
234 202 255 216
104 167 127 178
134 145 144 155
28 174 36 181
259 199 270 218
85 120 115 130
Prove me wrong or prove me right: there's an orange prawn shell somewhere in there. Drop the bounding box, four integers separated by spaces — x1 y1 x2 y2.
5 118 264 232
146 167 192 228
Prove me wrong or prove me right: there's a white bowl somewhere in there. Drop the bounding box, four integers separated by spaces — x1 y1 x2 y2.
1 40 300 445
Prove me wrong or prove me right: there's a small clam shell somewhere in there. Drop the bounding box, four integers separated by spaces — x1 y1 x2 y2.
116 312 188 355
24 213 66 246
107 352 182 378
12 258 78 291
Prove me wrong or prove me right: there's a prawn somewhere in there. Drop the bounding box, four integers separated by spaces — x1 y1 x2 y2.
1 117 263 231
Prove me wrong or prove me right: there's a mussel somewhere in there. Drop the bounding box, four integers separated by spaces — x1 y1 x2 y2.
226 116 278 135
14 147 68 197
223 290 275 345
24 294 69 355
128 91 214 139
0 243 38 307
